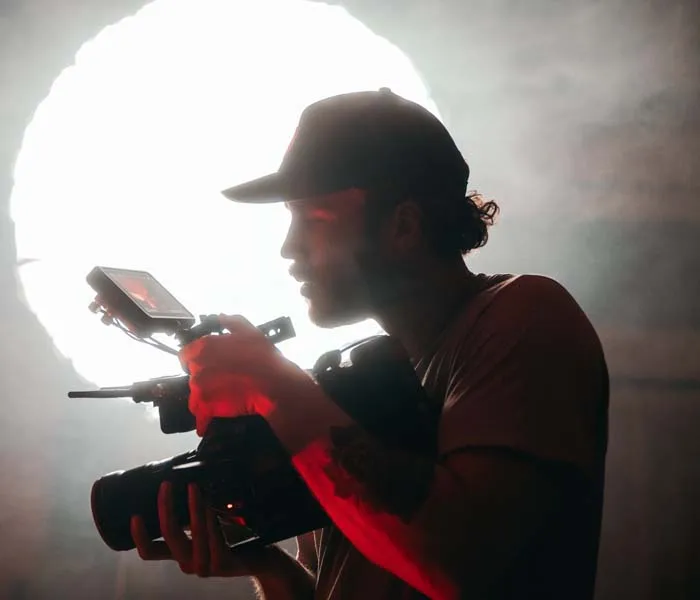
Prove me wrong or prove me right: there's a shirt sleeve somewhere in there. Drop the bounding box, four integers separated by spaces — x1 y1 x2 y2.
438 275 609 478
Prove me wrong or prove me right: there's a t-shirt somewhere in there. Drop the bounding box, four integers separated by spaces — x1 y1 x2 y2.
309 274 609 599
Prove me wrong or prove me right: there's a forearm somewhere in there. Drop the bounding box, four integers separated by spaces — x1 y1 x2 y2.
251 546 315 600
265 379 553 599
290 429 464 599
266 389 466 598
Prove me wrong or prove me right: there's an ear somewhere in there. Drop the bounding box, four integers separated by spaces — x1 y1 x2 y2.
387 200 424 254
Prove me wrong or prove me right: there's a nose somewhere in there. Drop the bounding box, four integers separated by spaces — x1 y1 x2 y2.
280 220 301 260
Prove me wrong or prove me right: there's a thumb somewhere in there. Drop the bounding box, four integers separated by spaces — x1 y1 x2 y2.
196 412 211 437
217 314 260 336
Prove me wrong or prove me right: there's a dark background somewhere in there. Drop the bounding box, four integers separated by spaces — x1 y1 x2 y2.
1 1 698 598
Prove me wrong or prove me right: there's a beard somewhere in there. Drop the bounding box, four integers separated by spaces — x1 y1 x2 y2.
303 272 370 328
304 249 409 328
355 248 412 311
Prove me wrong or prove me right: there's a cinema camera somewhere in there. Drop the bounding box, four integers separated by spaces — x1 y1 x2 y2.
70 266 438 553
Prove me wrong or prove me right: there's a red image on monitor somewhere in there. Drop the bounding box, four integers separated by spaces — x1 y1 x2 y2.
107 270 192 318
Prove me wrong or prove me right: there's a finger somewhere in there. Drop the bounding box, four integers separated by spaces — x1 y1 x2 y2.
179 336 207 367
190 373 271 425
206 508 229 575
179 334 232 368
187 372 242 436
188 484 210 577
190 370 255 403
130 515 173 561
180 337 241 376
188 371 257 427
180 319 252 358
187 381 207 436
158 482 191 566
217 314 259 336
196 413 211 438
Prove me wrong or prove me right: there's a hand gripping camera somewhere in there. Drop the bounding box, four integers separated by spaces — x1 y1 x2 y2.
70 267 439 553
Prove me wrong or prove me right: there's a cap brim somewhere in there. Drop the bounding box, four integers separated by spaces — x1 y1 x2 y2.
221 172 288 203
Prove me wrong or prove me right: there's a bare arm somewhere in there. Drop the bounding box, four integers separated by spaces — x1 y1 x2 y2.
250 532 319 599
285 420 561 599
251 546 315 600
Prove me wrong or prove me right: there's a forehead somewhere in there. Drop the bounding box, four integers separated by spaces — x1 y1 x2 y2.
284 188 366 218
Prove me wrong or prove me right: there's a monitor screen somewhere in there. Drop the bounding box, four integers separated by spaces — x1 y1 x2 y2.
105 268 193 320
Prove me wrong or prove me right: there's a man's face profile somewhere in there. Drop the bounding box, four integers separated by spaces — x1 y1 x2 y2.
281 189 375 328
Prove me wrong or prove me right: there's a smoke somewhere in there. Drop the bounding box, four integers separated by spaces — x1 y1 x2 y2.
1 1 698 598
391 0 700 328
423 0 699 217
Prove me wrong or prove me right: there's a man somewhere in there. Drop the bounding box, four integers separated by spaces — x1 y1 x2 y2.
131 88 609 599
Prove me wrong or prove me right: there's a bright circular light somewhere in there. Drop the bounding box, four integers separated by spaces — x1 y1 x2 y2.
10 0 439 386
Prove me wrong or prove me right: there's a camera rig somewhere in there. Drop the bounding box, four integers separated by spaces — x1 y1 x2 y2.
69 266 439 553
69 266 295 434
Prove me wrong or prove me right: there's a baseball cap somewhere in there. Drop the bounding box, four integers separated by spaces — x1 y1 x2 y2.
221 87 469 203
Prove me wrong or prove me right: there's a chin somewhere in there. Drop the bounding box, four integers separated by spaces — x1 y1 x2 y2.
306 299 367 329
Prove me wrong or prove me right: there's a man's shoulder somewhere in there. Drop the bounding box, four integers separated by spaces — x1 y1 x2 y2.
469 275 605 379
472 273 587 327
420 274 597 376
480 273 576 304
441 273 600 361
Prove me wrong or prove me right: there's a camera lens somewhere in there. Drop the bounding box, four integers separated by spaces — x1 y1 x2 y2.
90 455 192 551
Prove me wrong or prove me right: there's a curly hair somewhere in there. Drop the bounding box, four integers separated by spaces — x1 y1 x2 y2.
364 187 500 260
423 191 499 257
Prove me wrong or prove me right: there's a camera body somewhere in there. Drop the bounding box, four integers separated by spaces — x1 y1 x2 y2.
74 267 439 552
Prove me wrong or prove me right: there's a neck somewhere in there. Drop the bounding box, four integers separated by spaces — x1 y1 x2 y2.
373 259 479 361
